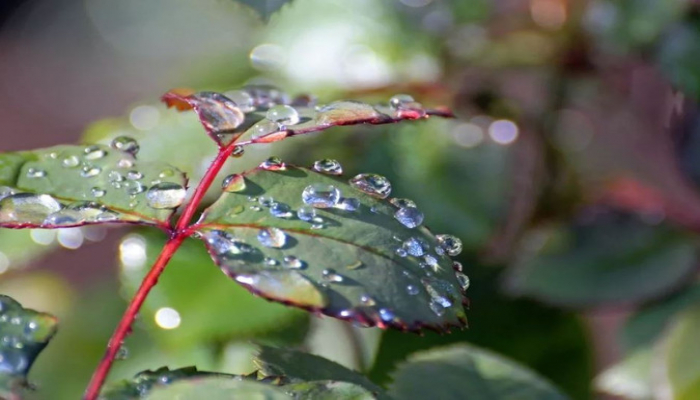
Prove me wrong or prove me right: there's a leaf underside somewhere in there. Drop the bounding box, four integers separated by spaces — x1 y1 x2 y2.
0 144 186 229
195 165 468 332
0 295 58 397
161 88 452 148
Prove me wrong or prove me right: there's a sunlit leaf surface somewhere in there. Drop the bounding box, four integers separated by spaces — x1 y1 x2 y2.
195 164 468 331
388 344 570 400
665 304 700 400
0 295 57 397
0 144 187 228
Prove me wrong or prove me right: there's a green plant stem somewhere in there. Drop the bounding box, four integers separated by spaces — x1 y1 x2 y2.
83 141 239 400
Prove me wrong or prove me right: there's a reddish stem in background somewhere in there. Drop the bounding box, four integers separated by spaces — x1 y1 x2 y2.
83 141 239 400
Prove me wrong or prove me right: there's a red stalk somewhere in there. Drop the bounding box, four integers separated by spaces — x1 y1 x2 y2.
83 141 239 400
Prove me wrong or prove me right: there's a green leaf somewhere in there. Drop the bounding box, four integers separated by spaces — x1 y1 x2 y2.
506 208 699 307
284 381 377 400
0 295 57 397
665 304 700 400
388 344 571 400
0 144 186 228
232 0 293 21
120 230 309 348
162 89 451 148
145 377 292 400
254 345 388 398
196 165 468 331
595 349 654 400
100 366 227 400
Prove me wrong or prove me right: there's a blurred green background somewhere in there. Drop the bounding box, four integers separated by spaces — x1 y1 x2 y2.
2 0 700 398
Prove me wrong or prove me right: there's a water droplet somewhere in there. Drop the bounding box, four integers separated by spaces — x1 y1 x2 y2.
192 92 245 133
406 284 419 295
259 156 286 171
453 261 463 272
43 209 81 226
117 159 134 169
335 197 360 212
235 270 327 308
389 94 415 108
297 206 317 222
423 278 454 309
349 174 392 198
430 299 446 316
394 206 424 228
252 119 281 140
258 196 275 207
270 202 293 218
264 257 279 266
127 182 147 196
116 346 129 360
283 255 305 269
0 187 16 201
396 247 408 257
257 227 286 248
110 136 140 156
250 205 262 211
224 90 256 112
91 187 106 198
360 294 376 306
25 168 46 179
0 194 62 224
230 145 244 158
221 174 245 193
62 155 80 168
145 182 186 209
302 184 341 208
84 146 107 160
455 272 470 291
310 222 325 229
312 159 343 175
204 230 253 257
126 170 143 180
322 269 344 283
402 237 427 257
436 234 463 256
379 308 395 322
159 169 174 178
108 171 124 183
291 94 317 107
389 198 416 208
266 105 300 125
80 166 101 178
423 254 440 272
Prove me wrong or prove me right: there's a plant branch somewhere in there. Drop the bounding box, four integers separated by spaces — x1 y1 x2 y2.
83 140 239 400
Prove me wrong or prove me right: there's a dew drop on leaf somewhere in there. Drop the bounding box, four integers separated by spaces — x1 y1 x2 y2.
394 206 424 228
80 166 101 178
192 92 245 133
84 146 107 160
270 202 293 218
252 119 282 139
145 182 186 209
62 155 80 168
302 184 341 208
312 159 343 176
436 234 463 256
91 187 106 198
258 196 275 207
389 198 416 208
389 94 415 109
402 237 427 257
360 294 376 306
26 168 47 179
0 194 63 224
453 261 463 272
349 174 392 199
406 284 420 295
396 247 408 257
264 257 279 266
322 269 344 283
259 156 286 171
230 145 245 158
110 136 140 156
379 308 395 322
126 171 143 181
335 197 360 212
223 90 255 113
222 173 246 193
297 206 317 222
257 227 287 248
283 255 305 269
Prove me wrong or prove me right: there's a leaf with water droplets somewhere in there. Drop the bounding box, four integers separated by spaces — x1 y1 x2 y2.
196 165 468 332
0 144 186 228
388 344 571 400
161 88 452 148
0 295 57 398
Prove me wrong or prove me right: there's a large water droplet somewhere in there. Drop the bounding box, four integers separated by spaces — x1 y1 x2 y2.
394 206 424 228
62 155 80 168
402 237 427 257
349 174 391 198
235 270 327 308
257 227 286 248
312 159 343 175
259 156 286 171
283 255 305 269
436 234 463 256
0 194 62 224
192 92 245 133
111 136 140 156
222 174 246 192
145 182 186 209
422 254 439 272
224 90 256 113
302 184 341 208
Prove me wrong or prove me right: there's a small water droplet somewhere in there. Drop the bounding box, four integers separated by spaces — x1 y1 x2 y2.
389 94 415 108
145 182 186 209
270 202 293 218
127 182 147 196
389 198 416 208
266 104 300 125
258 196 275 207
257 227 286 248
230 145 244 158
283 255 305 269
264 257 279 266
126 170 143 180
222 174 246 192
116 346 129 360
312 159 343 175
310 222 325 229
108 171 124 183
118 159 134 169
297 206 317 222
26 168 46 179
80 166 101 178
159 169 174 178
396 247 408 257
249 205 262 211
335 197 360 212
436 234 463 256
379 308 395 322
259 156 286 171
430 299 446 316
453 261 463 272
406 284 419 295
402 237 427 257
302 184 341 208
204 230 253 257
349 174 391 198
84 146 107 160
423 254 440 272
110 136 140 156
62 155 80 168
394 206 424 229
455 272 470 291
91 187 106 198
360 294 376 306
322 269 344 283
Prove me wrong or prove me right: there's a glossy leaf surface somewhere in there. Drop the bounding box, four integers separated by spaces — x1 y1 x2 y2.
0 144 186 228
388 344 570 400
196 165 468 331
